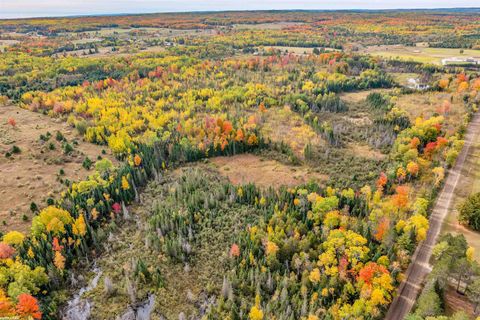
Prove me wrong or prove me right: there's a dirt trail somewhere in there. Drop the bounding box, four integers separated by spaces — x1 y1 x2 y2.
385 111 480 320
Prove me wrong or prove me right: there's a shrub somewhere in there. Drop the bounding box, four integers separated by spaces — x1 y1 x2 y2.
82 157 93 170
31 206 73 236
458 193 480 230
30 202 38 213
11 145 21 154
55 131 64 142
3 231 25 246
75 120 88 136
62 143 73 154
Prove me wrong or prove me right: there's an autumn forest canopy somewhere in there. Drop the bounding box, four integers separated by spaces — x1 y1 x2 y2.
0 8 479 320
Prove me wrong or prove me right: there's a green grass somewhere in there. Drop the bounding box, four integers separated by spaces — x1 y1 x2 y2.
365 45 480 65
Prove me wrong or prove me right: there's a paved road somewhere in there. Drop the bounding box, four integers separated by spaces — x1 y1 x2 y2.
385 112 480 320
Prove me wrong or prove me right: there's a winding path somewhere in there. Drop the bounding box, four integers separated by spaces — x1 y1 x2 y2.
385 112 480 320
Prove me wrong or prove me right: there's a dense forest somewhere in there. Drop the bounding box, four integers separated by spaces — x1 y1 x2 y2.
0 9 479 320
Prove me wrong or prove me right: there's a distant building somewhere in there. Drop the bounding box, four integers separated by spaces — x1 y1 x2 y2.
442 57 480 65
407 78 430 91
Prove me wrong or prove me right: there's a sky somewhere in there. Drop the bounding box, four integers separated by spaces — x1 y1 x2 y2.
0 0 478 19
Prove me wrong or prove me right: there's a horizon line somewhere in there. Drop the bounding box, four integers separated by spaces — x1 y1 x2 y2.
1 6 480 21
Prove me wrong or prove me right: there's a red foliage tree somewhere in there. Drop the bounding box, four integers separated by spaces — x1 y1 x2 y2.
16 294 42 319
0 243 15 259
374 219 389 242
376 172 388 192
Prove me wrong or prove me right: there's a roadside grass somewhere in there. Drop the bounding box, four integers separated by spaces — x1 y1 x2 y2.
441 132 480 261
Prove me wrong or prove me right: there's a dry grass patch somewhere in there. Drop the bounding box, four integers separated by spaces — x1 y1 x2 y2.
347 144 387 161
207 154 327 188
0 39 19 50
261 105 323 157
396 92 466 133
234 22 306 30
339 89 391 104
0 105 116 233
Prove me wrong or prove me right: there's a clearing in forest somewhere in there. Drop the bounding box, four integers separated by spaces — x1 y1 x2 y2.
364 45 480 65
339 88 392 104
206 153 327 188
260 105 323 157
396 91 467 133
0 105 115 233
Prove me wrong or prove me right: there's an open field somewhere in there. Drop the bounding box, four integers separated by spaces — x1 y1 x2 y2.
339 88 392 104
262 45 341 54
205 153 327 188
260 105 323 157
0 105 115 233
53 45 167 58
390 72 422 87
0 39 19 50
395 91 467 132
233 22 305 30
62 27 214 39
364 45 480 65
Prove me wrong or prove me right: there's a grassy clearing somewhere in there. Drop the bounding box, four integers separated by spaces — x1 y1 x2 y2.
233 22 305 30
260 105 323 157
0 105 115 233
339 89 392 104
204 153 327 188
395 91 467 134
364 45 480 65
0 39 19 50
262 46 341 54
346 143 386 161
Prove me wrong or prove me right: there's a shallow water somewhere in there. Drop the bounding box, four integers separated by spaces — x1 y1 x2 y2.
62 267 103 320
119 294 156 320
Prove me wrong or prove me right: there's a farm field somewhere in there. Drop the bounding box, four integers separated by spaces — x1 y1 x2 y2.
364 45 480 65
0 8 479 320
